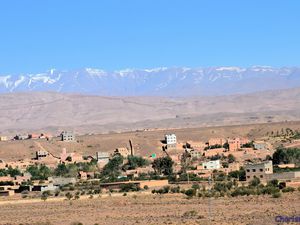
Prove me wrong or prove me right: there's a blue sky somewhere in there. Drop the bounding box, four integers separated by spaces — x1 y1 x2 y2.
0 0 299 74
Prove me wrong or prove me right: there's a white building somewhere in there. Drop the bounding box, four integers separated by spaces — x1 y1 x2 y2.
165 134 176 145
60 131 75 142
202 160 221 170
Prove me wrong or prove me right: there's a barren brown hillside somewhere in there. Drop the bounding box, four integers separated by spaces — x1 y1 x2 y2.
1 121 300 161
1 88 300 135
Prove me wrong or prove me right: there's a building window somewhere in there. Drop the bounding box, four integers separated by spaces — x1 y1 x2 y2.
260 169 263 172
260 175 263 178
247 176 250 179
246 169 250 172
252 169 256 172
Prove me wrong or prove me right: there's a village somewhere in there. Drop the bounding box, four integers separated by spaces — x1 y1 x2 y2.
0 127 300 201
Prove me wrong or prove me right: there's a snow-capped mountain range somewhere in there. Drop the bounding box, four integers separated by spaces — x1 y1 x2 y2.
0 66 300 96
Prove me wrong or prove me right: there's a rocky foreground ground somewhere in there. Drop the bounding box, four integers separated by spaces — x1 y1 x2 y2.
0 192 299 225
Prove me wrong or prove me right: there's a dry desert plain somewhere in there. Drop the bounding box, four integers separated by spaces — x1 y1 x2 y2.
0 192 299 225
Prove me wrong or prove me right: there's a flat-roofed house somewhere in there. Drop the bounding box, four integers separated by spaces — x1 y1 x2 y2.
165 134 177 149
245 161 273 182
0 136 7 141
114 147 130 158
60 131 75 142
96 152 110 167
208 138 226 147
202 160 221 170
36 150 49 160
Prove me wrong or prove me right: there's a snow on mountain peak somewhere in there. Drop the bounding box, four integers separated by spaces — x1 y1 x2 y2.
144 67 168 73
215 67 246 73
0 66 299 96
0 75 12 88
85 68 107 77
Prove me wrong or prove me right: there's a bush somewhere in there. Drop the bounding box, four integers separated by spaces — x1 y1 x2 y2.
267 179 279 187
120 183 140 192
65 192 73 200
230 187 256 197
74 195 80 200
191 183 200 190
182 210 198 218
261 186 280 195
282 187 295 193
228 168 246 181
170 186 180 193
249 177 261 187
143 185 149 190
185 189 196 197
272 192 281 198
162 186 170 193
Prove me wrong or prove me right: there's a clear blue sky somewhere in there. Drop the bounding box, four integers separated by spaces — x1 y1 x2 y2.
0 0 299 74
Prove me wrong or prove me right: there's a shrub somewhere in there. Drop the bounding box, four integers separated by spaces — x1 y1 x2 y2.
249 177 261 187
272 192 281 198
260 186 279 195
74 195 80 200
191 183 200 190
182 210 198 218
65 192 73 200
282 187 295 193
185 189 196 197
143 185 149 190
93 189 101 194
120 183 140 192
230 187 257 197
267 179 279 187
170 186 180 193
162 186 170 193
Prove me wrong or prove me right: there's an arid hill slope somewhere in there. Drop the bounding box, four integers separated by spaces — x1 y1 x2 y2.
0 88 300 135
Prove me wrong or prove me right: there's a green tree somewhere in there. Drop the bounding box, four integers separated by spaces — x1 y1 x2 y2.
0 169 8 177
54 163 69 177
223 142 229 150
228 168 246 181
101 156 124 180
272 147 300 165
123 156 149 170
7 166 21 177
26 164 52 180
152 156 174 176
228 154 236 163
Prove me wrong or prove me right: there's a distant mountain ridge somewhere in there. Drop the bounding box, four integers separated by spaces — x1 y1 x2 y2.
0 66 300 96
